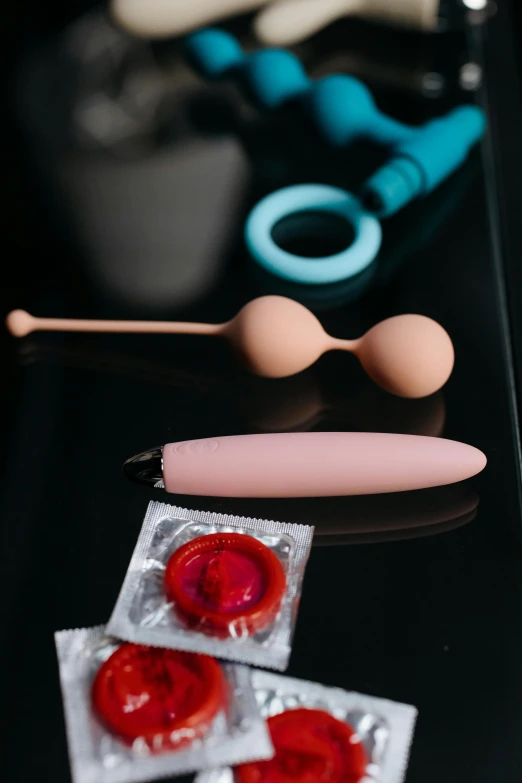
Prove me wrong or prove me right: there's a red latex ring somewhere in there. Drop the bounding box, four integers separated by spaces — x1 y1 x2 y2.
92 643 224 751
165 532 286 637
235 708 368 783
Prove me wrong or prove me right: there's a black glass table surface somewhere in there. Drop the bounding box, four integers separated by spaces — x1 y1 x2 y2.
1 3 522 782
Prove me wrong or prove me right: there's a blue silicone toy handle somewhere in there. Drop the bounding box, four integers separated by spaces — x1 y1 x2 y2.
364 106 487 216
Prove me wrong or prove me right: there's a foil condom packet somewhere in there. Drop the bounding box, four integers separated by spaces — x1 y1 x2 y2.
107 502 314 670
196 671 418 783
55 626 273 783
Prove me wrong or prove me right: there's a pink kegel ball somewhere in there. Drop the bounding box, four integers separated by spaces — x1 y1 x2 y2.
356 314 455 398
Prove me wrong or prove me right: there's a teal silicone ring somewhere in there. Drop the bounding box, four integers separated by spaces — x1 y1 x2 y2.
245 184 382 285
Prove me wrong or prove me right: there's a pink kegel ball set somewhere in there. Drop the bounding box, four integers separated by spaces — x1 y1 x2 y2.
7 294 453 398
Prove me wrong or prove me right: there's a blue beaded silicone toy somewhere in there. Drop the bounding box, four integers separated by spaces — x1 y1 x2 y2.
185 28 486 285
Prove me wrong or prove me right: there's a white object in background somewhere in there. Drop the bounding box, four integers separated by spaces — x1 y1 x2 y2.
111 0 440 44
254 0 441 46
111 0 274 38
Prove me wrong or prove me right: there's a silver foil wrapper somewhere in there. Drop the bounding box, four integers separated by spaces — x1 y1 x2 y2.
55 626 273 783
196 670 418 783
107 502 314 670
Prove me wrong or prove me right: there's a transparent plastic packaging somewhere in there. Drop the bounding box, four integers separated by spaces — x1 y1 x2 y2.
107 502 314 670
55 626 273 783
196 670 418 783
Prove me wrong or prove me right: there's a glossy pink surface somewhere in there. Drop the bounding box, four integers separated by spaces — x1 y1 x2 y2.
163 432 486 497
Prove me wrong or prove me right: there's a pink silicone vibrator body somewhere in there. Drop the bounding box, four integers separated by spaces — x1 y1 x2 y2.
124 432 486 497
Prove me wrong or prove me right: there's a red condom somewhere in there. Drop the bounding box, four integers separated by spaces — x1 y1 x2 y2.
92 643 224 750
235 708 368 783
165 533 286 637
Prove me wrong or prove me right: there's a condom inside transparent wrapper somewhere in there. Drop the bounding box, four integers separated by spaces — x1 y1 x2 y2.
196 670 418 783
107 503 314 670
55 626 273 783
